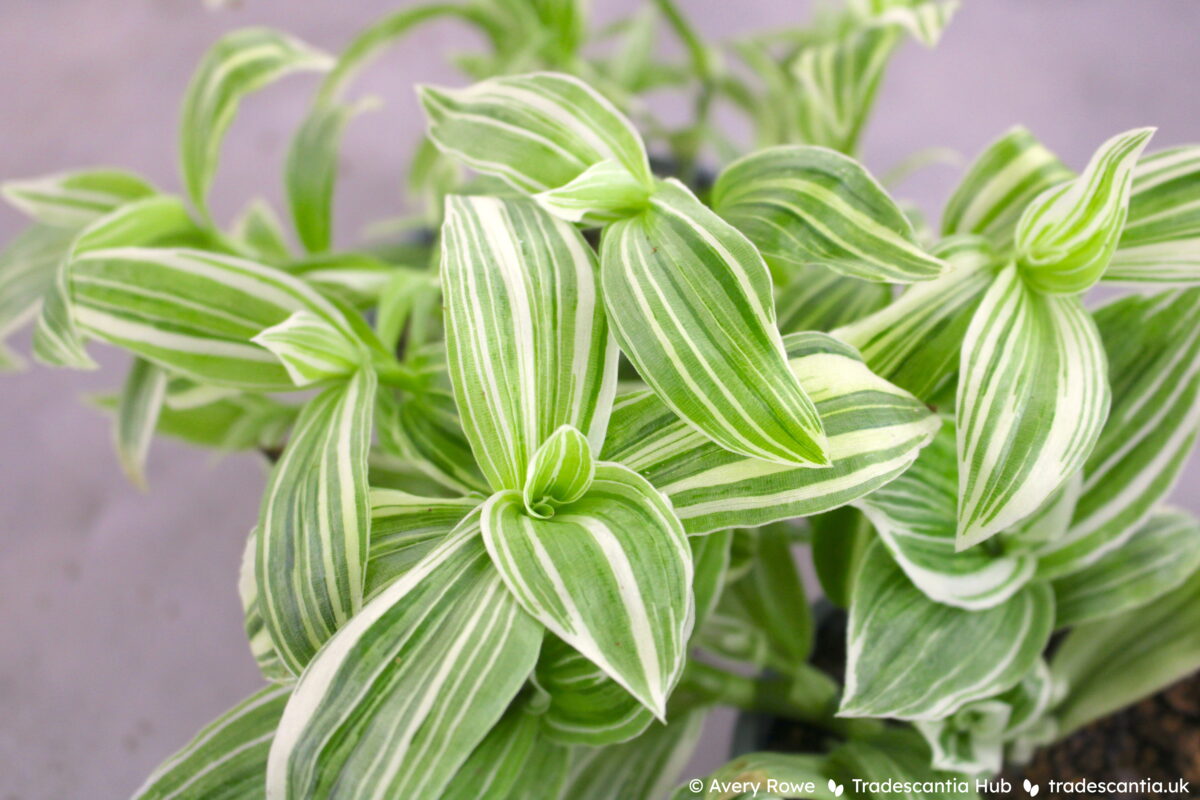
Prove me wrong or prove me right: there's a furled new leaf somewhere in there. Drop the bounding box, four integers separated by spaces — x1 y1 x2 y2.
603 333 940 535
601 179 829 466
114 358 167 489
180 28 332 218
252 310 365 387
440 195 617 491
267 514 543 799
482 462 693 718
712 145 948 282
1015 127 1154 294
133 686 290 800
956 264 1109 548
256 368 376 675
840 541 1053 720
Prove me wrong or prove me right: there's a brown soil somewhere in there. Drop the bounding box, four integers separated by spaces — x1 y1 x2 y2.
988 672 1200 799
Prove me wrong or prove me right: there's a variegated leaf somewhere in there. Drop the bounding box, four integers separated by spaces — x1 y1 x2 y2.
266 514 542 799
790 25 900 155
712 145 948 282
365 489 478 598
1015 127 1154 294
534 634 655 746
0 224 76 370
956 264 1110 549
833 235 999 400
603 333 940 535
285 98 376 253
1050 566 1200 736
420 71 653 195
840 541 1053 720
857 426 1036 610
942 127 1073 246
560 710 707 800
441 195 617 492
523 424 595 516
1036 288 1200 576
239 530 295 686
533 158 652 224
256 368 376 675
113 358 167 489
1 168 155 228
1108 145 1200 283
776 264 892 335
233 199 292 264
252 310 365 387
852 0 959 47
71 248 363 391
180 28 332 218
376 387 490 496
602 179 829 466
482 462 693 718
1052 509 1200 628
441 697 543 800
133 686 290 800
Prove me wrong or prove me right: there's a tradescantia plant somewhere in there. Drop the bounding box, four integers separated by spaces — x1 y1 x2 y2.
6 0 1200 797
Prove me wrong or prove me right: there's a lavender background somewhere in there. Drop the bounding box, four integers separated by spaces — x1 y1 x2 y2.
2 1 1199 797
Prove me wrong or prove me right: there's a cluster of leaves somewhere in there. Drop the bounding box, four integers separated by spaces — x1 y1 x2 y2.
4 1 1200 798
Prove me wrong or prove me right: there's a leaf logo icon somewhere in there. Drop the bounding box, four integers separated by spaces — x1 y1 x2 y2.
1023 779 1040 796
828 778 845 797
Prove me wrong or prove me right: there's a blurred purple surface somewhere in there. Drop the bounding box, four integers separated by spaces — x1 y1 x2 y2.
2 1 1199 797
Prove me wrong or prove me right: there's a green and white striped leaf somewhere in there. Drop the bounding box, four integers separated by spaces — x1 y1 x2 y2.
377 387 490 495
266 514 542 799
1108 145 1200 283
711 145 948 282
602 179 829 466
133 685 290 800
523 424 595 516
285 98 376 253
603 332 940 535
180 28 332 218
256 368 376 675
113 358 167 490
674 752 835 800
239 530 295 686
560 710 707 800
440 697 543 800
233 199 292 264
252 310 364 387
790 25 900 155
71 247 362 391
420 71 653 194
828 729 978 800
482 462 693 718
776 265 892 335
365 489 478 598
1015 127 1154 294
440 195 617 491
533 158 653 223
1050 566 1200 736
915 659 1054 775
833 235 999 400
0 224 76 370
956 264 1110 549
840 541 1054 720
1036 288 1200 576
942 127 1073 246
852 0 959 47
534 634 655 746
1 169 155 228
856 426 1037 610
1052 509 1200 628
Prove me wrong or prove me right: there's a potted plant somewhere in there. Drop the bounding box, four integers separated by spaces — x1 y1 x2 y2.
3 1 1198 798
